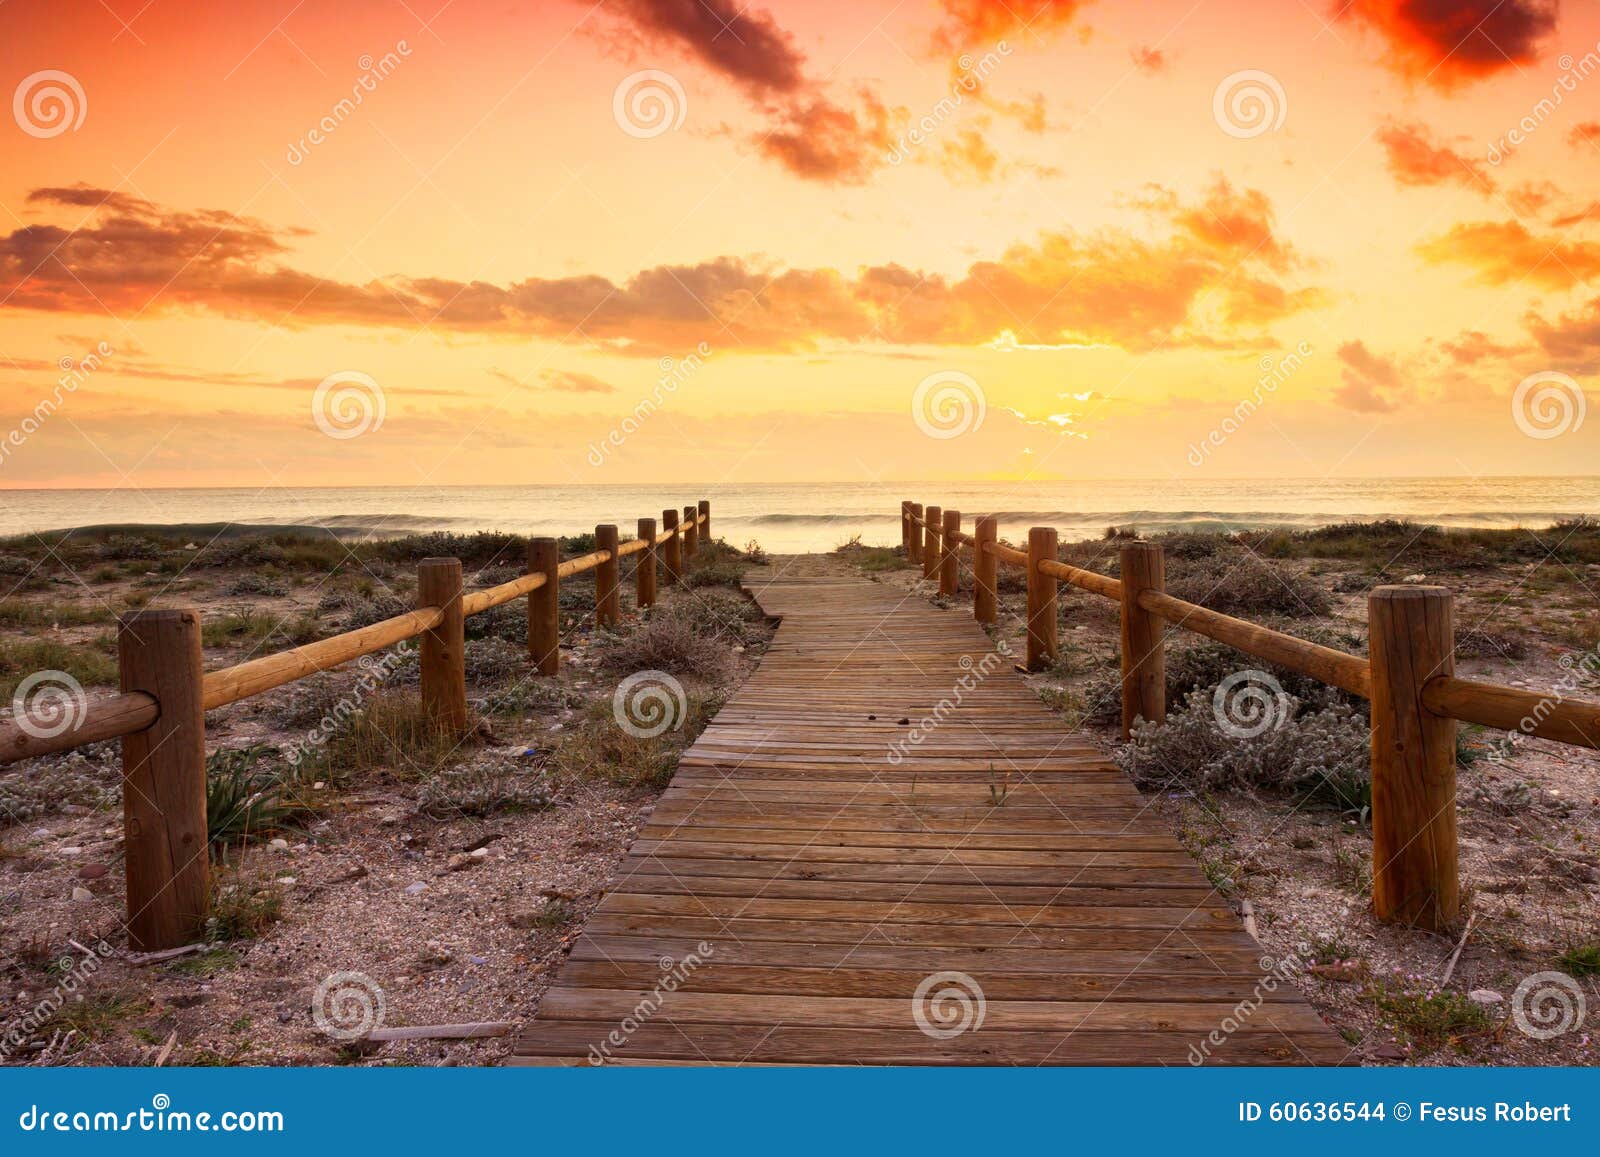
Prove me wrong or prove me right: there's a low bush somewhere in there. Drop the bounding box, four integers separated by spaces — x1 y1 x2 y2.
300 692 464 782
0 636 118 700
684 540 749 588
415 758 553 818
1118 687 1369 811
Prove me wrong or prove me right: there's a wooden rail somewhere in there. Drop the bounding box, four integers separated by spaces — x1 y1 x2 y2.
901 500 1599 933
0 500 712 949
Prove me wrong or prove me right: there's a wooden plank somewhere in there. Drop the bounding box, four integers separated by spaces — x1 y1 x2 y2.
513 567 1350 1067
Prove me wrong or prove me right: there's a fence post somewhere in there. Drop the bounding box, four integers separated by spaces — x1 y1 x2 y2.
973 515 998 624
1025 527 1059 670
418 557 469 735
662 508 681 583
595 524 621 627
683 505 699 562
940 509 961 597
922 505 942 581
1118 542 1167 739
119 608 209 952
1369 586 1459 931
662 505 681 582
908 504 924 565
637 517 657 608
901 500 912 554
528 537 560 676
698 499 711 543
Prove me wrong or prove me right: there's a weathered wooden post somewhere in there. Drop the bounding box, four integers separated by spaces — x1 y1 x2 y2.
119 608 209 951
973 515 998 624
637 517 657 608
662 508 681 583
1118 542 1167 739
682 505 699 561
1369 586 1459 931
908 503 924 565
528 537 559 676
923 505 942 581
418 557 469 734
595 524 621 627
940 509 961 597
698 499 711 543
1025 527 1059 670
901 500 912 554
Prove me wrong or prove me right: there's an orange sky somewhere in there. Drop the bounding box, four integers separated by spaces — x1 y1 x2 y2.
1 0 1597 489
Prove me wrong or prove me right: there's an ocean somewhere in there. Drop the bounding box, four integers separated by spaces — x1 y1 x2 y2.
0 477 1594 553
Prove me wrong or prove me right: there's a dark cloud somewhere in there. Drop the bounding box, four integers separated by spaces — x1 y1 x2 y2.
1339 0 1558 88
610 0 807 97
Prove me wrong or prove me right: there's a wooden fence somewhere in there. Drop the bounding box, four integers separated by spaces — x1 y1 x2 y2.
0 499 712 950
901 499 1600 934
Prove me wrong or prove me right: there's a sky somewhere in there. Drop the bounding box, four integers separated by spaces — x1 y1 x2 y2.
0 0 1598 490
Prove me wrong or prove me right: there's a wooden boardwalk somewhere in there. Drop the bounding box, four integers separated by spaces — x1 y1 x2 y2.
513 564 1349 1065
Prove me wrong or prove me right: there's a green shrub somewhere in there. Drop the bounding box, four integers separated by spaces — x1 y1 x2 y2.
206 745 299 855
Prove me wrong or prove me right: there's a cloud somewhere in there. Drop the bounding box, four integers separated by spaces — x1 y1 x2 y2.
594 0 891 183
758 90 894 184
539 369 618 394
1437 329 1528 364
1526 295 1600 368
1339 0 1557 88
1 182 1326 356
1569 121 1600 149
1335 339 1404 412
608 0 807 98
1378 121 1493 190
1416 219 1600 289
932 0 1092 52
1130 46 1169 74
